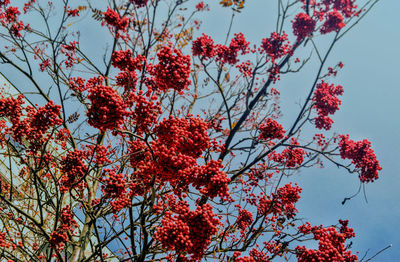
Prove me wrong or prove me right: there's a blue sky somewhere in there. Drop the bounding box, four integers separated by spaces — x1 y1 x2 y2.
200 0 400 260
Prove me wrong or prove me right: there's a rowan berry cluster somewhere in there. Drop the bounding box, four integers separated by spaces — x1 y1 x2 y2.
66 6 80 17
195 2 209 11
216 33 250 65
292 13 316 42
0 96 62 151
29 101 62 137
130 92 161 134
103 7 129 33
338 135 381 182
192 159 230 199
112 50 146 72
60 150 87 192
129 0 148 8
312 81 344 130
49 206 78 252
233 249 271 262
155 116 210 158
258 183 302 219
271 139 305 168
128 116 230 199
320 10 346 34
0 95 24 125
261 32 292 62
155 203 220 260
151 46 191 93
258 118 285 140
192 33 249 64
235 208 253 231
192 34 216 59
0 3 29 37
296 220 357 261
101 169 131 211
87 84 128 132
61 41 78 68
0 232 9 248
322 0 358 18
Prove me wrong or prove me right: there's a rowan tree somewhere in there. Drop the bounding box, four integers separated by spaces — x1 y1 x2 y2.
0 0 383 261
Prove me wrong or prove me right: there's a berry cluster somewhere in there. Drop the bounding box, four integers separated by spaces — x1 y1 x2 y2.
292 13 316 42
61 41 78 68
102 7 129 35
151 46 191 93
155 203 220 260
87 84 128 132
258 183 302 219
338 135 381 182
130 92 161 134
101 169 131 211
312 81 344 130
192 33 249 65
235 208 253 231
155 117 210 157
261 32 292 61
112 50 146 72
60 150 87 192
49 206 78 252
192 160 230 199
129 0 148 8
322 0 358 18
272 139 305 168
0 96 62 151
296 220 357 261
258 118 285 140
216 33 250 65
192 34 215 60
320 10 345 34
0 4 29 37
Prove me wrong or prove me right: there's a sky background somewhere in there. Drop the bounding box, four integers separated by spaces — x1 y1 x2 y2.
199 0 400 260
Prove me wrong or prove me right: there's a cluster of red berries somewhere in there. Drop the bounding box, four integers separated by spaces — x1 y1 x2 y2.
129 0 148 8
130 92 161 134
235 208 253 231
49 206 78 252
192 159 230 199
296 220 357 261
258 118 285 140
155 203 219 260
292 12 316 42
192 33 249 65
87 84 128 132
216 33 250 65
261 32 292 62
313 81 344 130
101 169 131 211
322 0 358 18
192 34 216 59
61 41 78 67
320 10 346 34
338 135 381 182
0 95 62 151
258 183 302 219
271 139 305 168
103 7 129 33
60 150 87 192
151 46 191 93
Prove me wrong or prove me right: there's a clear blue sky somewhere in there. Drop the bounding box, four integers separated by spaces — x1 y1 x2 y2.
201 0 400 260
